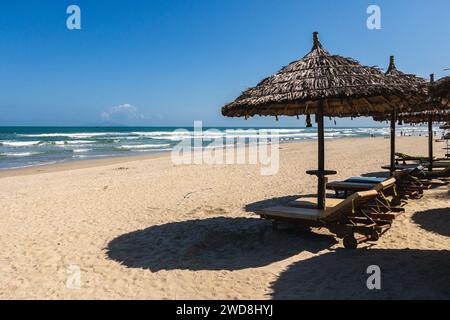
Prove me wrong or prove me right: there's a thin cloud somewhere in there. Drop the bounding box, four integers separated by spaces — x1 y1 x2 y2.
101 104 144 123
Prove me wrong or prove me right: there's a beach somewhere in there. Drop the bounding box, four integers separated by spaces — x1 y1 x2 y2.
1 136 450 299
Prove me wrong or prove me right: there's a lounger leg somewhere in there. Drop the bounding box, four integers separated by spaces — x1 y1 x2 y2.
272 221 279 231
391 196 401 206
370 230 381 241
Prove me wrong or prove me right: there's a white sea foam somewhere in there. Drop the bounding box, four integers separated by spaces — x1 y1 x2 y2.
0 161 58 170
119 144 171 149
131 131 192 136
0 152 42 157
73 149 92 153
72 154 109 159
18 132 125 138
134 148 173 152
53 140 94 145
0 141 42 147
151 135 192 141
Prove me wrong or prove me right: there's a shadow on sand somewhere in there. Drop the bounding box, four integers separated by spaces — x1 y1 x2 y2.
271 249 450 299
106 217 336 272
412 207 450 237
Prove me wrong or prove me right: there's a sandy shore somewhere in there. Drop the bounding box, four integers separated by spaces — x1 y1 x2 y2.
1 136 450 299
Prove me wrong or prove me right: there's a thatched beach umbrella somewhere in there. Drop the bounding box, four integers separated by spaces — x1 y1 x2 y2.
390 108 450 169
222 32 422 209
431 76 450 107
378 56 428 172
374 72 446 171
395 110 450 125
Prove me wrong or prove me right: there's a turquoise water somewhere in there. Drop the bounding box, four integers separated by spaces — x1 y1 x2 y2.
0 126 431 170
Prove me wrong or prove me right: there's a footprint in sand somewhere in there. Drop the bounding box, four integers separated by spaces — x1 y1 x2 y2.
188 206 227 216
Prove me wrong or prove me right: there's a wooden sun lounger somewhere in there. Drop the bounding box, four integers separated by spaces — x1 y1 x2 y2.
326 178 404 209
395 152 430 164
422 165 450 179
384 165 450 187
385 165 450 187
382 164 423 171
431 161 450 167
257 190 395 249
327 178 396 192
331 169 427 201
395 153 450 165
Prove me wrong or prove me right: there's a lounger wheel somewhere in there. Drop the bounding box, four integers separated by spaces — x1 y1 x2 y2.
370 230 381 241
343 235 358 249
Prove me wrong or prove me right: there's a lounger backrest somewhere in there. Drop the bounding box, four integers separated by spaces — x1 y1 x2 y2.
393 169 410 180
396 152 427 160
374 177 396 191
439 166 450 174
323 189 379 221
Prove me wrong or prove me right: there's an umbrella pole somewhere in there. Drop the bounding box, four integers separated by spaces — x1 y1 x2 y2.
317 102 325 210
390 107 396 174
428 114 433 172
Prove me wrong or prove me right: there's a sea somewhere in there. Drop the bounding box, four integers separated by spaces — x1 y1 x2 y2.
0 126 437 170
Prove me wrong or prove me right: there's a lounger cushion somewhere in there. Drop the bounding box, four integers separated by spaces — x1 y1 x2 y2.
346 177 385 183
327 181 374 190
259 206 326 221
289 197 344 209
327 178 396 196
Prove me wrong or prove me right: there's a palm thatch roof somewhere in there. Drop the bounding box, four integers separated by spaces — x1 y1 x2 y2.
384 56 429 110
373 110 450 125
373 56 444 124
431 76 450 107
222 32 427 118
371 56 435 123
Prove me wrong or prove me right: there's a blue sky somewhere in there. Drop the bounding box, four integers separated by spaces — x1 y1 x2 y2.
0 0 449 127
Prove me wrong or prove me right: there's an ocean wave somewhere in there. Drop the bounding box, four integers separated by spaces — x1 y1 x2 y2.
134 148 173 152
17 132 126 138
0 161 58 170
0 151 42 158
119 144 171 149
51 140 94 145
72 154 110 159
73 149 92 153
131 131 192 136
151 135 191 141
0 141 42 147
